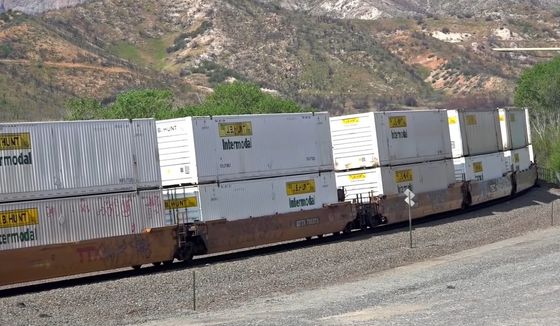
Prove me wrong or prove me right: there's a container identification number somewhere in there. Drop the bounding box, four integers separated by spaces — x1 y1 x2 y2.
164 197 198 209
286 180 316 195
218 122 253 137
388 116 407 128
0 133 31 150
0 208 39 228
394 169 413 183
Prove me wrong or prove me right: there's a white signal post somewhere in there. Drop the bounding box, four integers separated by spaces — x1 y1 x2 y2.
404 188 416 249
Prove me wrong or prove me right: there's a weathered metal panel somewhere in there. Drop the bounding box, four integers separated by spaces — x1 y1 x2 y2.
335 160 456 200
516 165 537 193
503 146 533 172
447 109 503 157
0 119 159 203
157 113 334 186
330 110 452 169
200 203 355 254
499 108 531 150
453 152 509 182
379 183 464 224
132 119 162 189
0 190 165 251
163 172 338 222
469 175 513 206
0 226 176 286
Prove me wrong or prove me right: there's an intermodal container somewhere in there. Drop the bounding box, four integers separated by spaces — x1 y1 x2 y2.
334 160 455 201
163 172 338 223
0 190 165 251
453 152 509 182
498 108 531 150
503 145 533 172
157 113 334 186
447 109 503 157
330 110 452 170
0 119 161 203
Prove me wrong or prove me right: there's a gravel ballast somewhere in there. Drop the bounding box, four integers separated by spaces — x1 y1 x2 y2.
1 186 559 326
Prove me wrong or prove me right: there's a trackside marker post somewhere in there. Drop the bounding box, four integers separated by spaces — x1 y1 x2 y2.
404 188 416 249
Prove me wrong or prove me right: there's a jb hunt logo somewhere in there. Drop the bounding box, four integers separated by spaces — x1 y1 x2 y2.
0 133 33 167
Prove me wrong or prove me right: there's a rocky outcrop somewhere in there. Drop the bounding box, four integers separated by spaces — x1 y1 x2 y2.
0 0 90 14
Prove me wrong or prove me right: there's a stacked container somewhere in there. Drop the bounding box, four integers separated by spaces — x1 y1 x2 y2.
331 110 456 200
0 119 166 251
158 113 338 223
450 108 534 182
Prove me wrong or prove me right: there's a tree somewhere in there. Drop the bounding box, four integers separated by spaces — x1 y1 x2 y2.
179 82 303 116
65 82 305 121
514 56 560 170
66 89 175 120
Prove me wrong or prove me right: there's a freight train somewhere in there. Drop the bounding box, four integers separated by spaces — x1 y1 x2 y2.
0 108 536 286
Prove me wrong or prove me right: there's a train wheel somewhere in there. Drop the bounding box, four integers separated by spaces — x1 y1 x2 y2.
305 236 312 241
152 262 162 267
316 234 323 239
132 265 142 270
163 260 174 266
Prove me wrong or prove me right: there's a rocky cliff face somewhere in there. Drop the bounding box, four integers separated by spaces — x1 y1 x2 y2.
0 0 90 14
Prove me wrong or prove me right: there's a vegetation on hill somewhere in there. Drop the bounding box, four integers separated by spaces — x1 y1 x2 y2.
65 81 305 120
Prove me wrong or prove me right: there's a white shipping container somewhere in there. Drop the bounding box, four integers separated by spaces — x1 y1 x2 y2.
503 145 533 172
330 110 452 170
0 190 165 251
157 113 334 186
498 108 531 150
0 119 161 203
163 172 338 223
335 160 455 201
447 109 503 157
453 152 509 182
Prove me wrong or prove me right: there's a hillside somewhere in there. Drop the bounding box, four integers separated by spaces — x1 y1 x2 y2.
1 0 560 120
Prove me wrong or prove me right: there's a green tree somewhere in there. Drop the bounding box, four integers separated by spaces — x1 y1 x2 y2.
181 82 303 116
514 56 560 171
66 89 175 120
65 82 305 121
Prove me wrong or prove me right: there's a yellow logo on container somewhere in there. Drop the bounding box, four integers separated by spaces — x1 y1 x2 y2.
448 116 458 125
473 162 484 173
218 122 253 137
164 197 198 209
510 114 516 122
388 116 407 128
342 117 360 125
0 208 39 228
394 169 413 183
466 115 477 125
0 133 31 150
514 153 520 163
499 113 505 122
348 173 366 181
286 180 316 195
